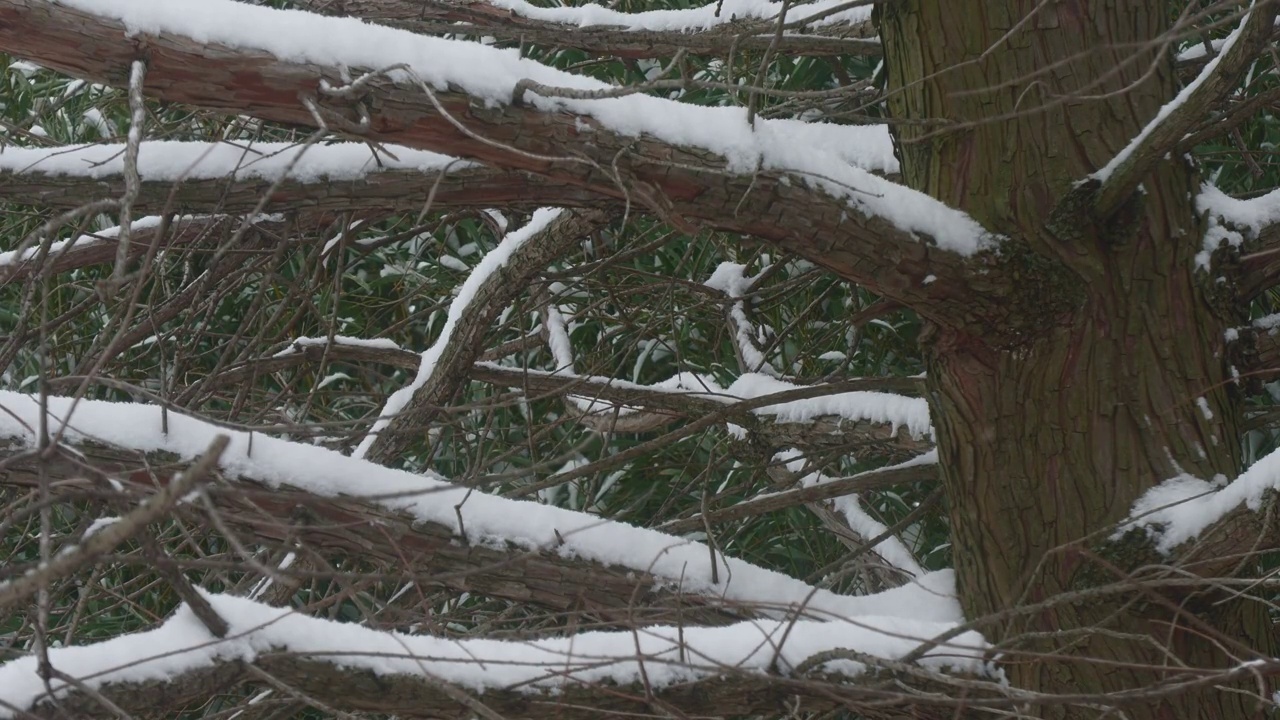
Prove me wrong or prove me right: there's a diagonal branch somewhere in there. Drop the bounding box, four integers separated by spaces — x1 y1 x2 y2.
0 391 962 628
0 0 1009 331
356 208 611 464
0 435 228 614
1092 0 1280 218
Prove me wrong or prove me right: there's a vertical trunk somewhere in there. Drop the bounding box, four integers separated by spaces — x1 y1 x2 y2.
878 2 1275 716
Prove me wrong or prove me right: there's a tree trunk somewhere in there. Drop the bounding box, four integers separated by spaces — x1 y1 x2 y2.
878 2 1276 716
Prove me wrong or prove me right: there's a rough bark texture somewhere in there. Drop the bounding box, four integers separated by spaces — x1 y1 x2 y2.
880 2 1275 717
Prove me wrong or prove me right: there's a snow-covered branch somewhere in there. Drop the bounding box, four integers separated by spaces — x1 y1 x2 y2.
0 593 987 720
1116 459 1280 580
249 336 933 458
0 391 960 626
1197 184 1280 298
0 213 291 284
1092 1 1280 218
356 209 610 464
0 141 611 216
0 0 1009 330
294 0 880 59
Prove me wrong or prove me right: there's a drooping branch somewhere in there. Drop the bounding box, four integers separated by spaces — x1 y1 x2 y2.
1092 0 1280 218
293 0 880 59
0 0 1010 331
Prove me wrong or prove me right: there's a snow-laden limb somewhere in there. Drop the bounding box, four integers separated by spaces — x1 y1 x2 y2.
0 141 610 216
294 0 880 59
1117 448 1280 571
0 140 468 180
0 593 988 720
356 208 610 464
0 0 1011 330
0 390 962 625
1092 1 1280 217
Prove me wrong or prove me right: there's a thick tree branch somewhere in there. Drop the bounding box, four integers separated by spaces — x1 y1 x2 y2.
0 142 613 216
0 392 956 628
0 0 1009 331
293 0 880 59
0 438 744 627
0 593 984 720
0 214 294 284
1093 0 1280 218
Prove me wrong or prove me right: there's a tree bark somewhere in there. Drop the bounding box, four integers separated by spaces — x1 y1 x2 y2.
880 2 1276 717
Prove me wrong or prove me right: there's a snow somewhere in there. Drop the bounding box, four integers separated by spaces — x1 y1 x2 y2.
273 335 403 357
52 0 993 255
725 373 932 438
354 208 563 458
1195 397 1214 420
779 449 928 578
478 362 933 439
1194 183 1280 269
0 389 956 623
1123 442 1280 552
0 592 986 717
706 262 777 375
1095 4 1253 184
1198 183 1280 233
0 214 179 267
468 0 873 32
0 141 467 183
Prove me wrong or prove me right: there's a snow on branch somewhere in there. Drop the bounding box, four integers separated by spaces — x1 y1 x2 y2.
1198 183 1280 297
0 139 469 182
294 0 880 59
355 208 610 464
0 390 962 625
0 0 1007 328
0 141 608 216
1092 1 1280 218
0 592 987 720
1117 449 1280 572
244 339 933 457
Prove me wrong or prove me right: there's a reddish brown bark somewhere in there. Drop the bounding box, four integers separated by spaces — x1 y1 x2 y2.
880 2 1277 716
